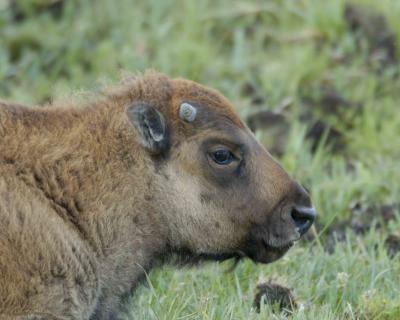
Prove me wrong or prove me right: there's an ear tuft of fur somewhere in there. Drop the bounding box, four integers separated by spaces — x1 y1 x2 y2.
127 103 169 154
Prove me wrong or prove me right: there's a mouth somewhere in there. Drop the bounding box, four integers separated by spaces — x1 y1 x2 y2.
264 239 295 251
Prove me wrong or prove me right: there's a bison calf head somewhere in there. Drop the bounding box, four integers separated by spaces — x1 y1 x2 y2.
126 74 316 264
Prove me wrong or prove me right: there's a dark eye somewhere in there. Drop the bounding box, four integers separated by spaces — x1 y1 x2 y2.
210 149 234 165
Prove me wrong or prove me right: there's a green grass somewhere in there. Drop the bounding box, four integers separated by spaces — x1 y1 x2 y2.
1 0 400 319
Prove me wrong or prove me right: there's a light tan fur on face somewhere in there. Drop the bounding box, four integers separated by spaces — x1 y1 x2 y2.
0 71 310 319
160 158 247 253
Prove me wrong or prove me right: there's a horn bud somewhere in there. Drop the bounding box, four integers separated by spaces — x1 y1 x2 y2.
179 102 197 122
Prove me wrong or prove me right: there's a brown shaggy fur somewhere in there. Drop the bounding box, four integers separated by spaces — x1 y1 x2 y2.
0 71 313 319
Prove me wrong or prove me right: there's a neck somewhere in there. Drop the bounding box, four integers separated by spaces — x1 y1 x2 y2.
1 100 169 272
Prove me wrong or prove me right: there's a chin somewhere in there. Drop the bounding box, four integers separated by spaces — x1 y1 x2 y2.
241 238 294 264
249 245 291 263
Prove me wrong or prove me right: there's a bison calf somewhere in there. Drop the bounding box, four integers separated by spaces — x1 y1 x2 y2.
0 72 315 319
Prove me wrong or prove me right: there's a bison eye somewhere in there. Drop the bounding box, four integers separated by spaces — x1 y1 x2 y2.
211 149 234 165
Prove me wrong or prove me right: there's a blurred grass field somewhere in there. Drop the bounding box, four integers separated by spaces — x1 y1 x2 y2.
1 0 400 319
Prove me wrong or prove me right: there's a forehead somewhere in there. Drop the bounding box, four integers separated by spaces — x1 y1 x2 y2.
171 78 245 130
170 79 263 156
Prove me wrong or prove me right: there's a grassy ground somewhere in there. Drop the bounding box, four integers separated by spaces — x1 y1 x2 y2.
1 0 400 319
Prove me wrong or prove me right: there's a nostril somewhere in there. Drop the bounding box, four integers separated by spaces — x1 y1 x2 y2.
291 206 316 236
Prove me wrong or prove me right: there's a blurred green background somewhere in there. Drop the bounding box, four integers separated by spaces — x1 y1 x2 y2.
1 0 400 319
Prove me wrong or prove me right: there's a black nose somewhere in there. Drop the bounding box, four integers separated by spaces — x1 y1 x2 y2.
291 206 316 236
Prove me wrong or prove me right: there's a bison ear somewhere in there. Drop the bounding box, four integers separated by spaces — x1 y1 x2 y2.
127 103 169 154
